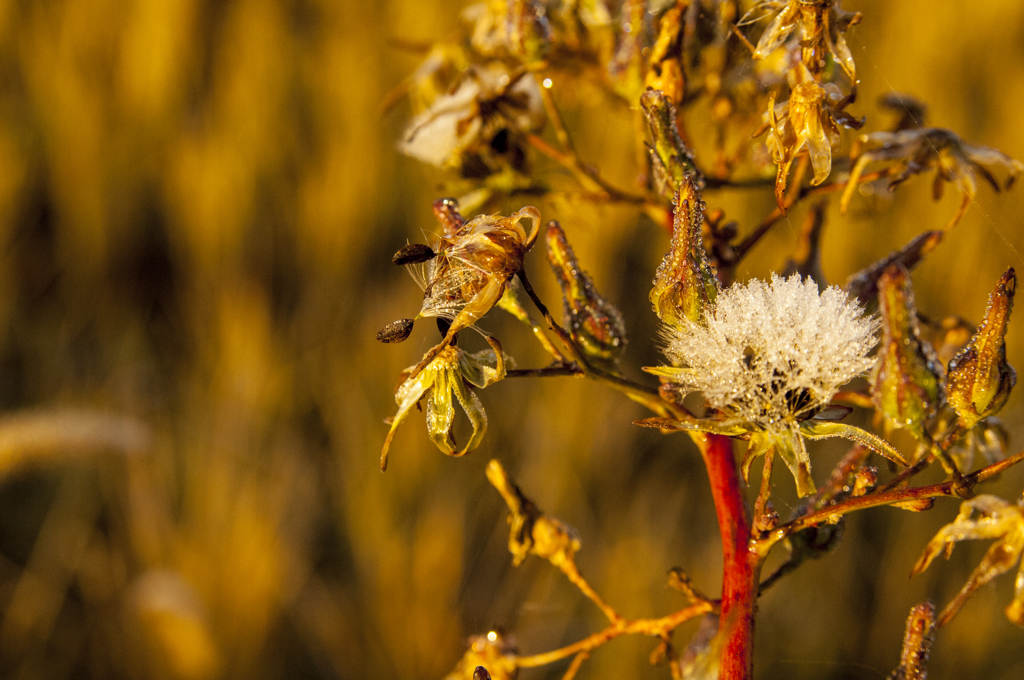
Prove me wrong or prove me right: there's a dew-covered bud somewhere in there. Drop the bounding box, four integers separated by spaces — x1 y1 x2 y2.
870 264 945 440
650 180 718 330
641 89 701 199
546 221 627 364
947 268 1017 430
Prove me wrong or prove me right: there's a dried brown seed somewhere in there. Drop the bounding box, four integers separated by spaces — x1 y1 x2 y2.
392 243 436 265
376 319 415 343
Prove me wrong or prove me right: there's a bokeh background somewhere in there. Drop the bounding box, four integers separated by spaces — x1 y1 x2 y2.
0 1 1021 679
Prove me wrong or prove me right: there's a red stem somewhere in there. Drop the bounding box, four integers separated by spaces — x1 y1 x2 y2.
698 433 757 680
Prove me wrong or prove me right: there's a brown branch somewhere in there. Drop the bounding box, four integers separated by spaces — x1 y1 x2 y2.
760 448 1024 549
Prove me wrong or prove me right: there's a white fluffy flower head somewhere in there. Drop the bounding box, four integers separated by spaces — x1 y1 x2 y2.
664 274 878 430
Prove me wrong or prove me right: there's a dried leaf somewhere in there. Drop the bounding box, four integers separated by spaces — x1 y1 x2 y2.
486 460 581 568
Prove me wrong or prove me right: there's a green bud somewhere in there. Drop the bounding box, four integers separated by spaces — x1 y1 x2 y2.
947 268 1017 430
870 264 945 440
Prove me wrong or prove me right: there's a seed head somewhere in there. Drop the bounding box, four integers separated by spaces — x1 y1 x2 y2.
663 274 878 430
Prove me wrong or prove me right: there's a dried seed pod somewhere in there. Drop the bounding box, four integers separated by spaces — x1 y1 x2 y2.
870 264 945 440
376 318 415 343
392 243 436 265
650 179 718 330
545 221 628 364
947 268 1017 430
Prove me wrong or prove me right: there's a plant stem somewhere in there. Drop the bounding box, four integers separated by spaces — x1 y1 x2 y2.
695 432 757 680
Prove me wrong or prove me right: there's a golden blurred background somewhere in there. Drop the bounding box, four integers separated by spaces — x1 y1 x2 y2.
0 1 1020 679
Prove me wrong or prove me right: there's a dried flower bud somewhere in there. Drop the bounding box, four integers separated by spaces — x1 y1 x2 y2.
853 467 877 496
546 221 628 363
641 89 702 199
888 602 935 680
376 318 416 343
486 460 581 568
444 631 518 680
947 269 1016 431
870 265 945 440
650 180 718 330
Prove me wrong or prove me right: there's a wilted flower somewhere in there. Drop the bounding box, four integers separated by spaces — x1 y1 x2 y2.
645 274 905 496
840 128 1024 230
748 0 860 80
762 63 861 207
380 346 505 471
384 199 541 344
464 0 552 63
912 494 1024 627
398 62 544 173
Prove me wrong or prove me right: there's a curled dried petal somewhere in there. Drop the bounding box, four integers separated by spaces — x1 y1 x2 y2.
486 459 581 568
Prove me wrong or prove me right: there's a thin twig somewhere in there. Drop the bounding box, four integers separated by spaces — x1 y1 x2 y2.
526 134 650 204
514 601 715 669
515 270 684 420
507 364 584 379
